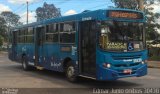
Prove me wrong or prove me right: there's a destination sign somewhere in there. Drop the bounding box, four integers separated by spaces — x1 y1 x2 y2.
108 10 143 19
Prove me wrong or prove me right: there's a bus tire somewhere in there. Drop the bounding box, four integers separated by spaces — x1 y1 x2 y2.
65 62 77 82
22 56 30 71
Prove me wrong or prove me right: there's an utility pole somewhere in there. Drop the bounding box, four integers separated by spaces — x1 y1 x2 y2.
27 1 28 24
138 0 144 11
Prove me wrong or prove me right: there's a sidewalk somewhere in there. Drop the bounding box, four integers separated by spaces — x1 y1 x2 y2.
148 61 160 68
0 51 8 56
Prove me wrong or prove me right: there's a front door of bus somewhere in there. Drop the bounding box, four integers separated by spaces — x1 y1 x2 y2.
79 20 96 77
35 26 45 66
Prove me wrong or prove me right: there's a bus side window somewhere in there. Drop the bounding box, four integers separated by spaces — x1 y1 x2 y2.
60 22 76 43
45 23 59 43
18 29 25 43
25 27 34 43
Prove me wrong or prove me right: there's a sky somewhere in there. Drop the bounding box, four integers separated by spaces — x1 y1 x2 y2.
0 0 160 24
0 0 114 24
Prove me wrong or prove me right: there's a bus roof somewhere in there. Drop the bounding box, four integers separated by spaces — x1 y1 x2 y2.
13 8 145 30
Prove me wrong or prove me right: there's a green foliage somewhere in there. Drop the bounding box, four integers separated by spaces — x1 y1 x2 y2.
149 56 160 61
0 16 7 40
112 0 139 9
0 11 21 42
1 11 21 27
0 35 3 47
149 47 160 56
148 46 160 60
36 2 61 22
111 0 160 40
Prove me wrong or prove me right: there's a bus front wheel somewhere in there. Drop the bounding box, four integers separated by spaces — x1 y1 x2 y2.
65 62 77 82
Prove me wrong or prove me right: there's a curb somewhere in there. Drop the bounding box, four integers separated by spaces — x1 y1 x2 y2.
148 66 160 68
147 61 160 69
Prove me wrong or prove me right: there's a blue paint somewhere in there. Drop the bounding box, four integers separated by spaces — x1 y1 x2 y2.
96 49 148 80
8 8 147 81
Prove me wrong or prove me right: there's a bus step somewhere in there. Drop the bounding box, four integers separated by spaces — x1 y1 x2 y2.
36 66 44 70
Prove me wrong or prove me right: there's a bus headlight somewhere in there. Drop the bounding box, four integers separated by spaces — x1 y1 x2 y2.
141 60 148 64
103 63 111 68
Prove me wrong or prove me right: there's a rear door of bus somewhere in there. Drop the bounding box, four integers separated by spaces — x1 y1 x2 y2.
35 26 45 66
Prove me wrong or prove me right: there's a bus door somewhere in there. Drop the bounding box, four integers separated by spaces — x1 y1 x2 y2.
79 20 96 77
12 31 17 60
35 26 45 66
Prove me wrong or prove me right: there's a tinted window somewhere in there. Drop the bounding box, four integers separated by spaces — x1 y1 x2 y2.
46 23 59 33
45 23 59 43
60 22 76 43
26 27 34 43
17 27 34 43
17 29 26 43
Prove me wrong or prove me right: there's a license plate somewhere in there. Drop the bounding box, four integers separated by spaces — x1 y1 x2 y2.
123 69 132 74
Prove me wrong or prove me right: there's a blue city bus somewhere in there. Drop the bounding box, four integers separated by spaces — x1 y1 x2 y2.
8 8 148 82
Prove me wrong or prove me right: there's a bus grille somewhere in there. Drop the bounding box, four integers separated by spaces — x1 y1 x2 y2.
114 62 140 67
112 55 141 60
111 54 142 75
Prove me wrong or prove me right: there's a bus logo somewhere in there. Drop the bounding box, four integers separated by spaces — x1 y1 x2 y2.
82 17 92 21
127 43 134 51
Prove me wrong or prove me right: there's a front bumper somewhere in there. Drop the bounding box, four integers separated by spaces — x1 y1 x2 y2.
96 64 147 81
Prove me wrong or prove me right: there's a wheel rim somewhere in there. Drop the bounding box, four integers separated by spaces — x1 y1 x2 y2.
67 66 74 78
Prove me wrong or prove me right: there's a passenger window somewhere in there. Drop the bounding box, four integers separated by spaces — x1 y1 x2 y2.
60 22 76 43
17 29 25 43
25 27 34 43
46 23 59 43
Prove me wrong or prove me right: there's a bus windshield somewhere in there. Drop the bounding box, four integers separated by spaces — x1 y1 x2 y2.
99 21 145 52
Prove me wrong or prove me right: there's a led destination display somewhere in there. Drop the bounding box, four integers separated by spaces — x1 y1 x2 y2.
108 10 143 19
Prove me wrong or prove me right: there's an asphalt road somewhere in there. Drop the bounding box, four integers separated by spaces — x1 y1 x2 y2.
0 52 160 94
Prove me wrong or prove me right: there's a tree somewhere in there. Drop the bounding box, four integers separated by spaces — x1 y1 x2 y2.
1 11 21 42
1 11 21 27
0 16 7 41
36 2 61 22
111 0 160 40
112 0 139 9
0 35 3 47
